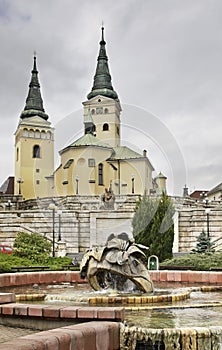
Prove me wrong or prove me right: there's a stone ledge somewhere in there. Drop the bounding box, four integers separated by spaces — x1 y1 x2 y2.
0 303 125 322
0 321 120 350
0 293 16 304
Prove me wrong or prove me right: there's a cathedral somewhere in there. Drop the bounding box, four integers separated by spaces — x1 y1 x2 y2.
14 27 166 200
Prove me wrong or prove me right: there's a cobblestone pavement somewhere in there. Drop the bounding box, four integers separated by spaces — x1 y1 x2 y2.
0 324 37 343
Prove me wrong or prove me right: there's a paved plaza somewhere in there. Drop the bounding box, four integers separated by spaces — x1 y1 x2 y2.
0 324 36 343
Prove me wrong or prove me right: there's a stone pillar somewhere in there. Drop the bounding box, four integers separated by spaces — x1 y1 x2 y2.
172 211 179 253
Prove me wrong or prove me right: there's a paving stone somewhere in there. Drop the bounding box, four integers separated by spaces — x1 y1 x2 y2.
0 324 36 344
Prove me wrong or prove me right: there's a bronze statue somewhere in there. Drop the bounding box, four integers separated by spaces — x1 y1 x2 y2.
80 233 153 293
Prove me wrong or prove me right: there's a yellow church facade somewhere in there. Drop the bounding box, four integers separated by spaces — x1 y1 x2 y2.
14 28 166 200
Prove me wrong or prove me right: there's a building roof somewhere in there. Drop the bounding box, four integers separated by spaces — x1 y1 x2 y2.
87 27 118 101
60 133 112 154
20 55 49 121
0 176 14 194
155 171 167 179
207 182 222 196
189 190 208 199
108 146 144 160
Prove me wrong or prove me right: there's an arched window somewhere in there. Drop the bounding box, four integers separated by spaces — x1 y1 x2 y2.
104 108 108 114
41 131 46 139
98 163 103 185
16 147 19 161
33 145 40 158
23 128 28 137
29 129 34 138
103 123 109 131
35 130 40 138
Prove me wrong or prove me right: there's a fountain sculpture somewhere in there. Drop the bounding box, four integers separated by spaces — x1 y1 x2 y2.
80 232 154 293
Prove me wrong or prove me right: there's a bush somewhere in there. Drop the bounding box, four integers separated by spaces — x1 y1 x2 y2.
47 256 73 270
13 232 52 264
0 253 33 273
161 252 222 271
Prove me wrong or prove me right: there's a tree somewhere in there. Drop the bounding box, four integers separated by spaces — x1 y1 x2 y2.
192 229 215 254
14 232 52 263
132 193 175 262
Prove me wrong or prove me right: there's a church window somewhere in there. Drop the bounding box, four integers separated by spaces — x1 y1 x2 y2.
88 158 95 167
91 109 95 115
98 163 103 185
63 159 73 169
36 180 40 185
33 145 40 158
46 131 51 140
36 169 40 173
96 107 103 114
103 123 109 131
41 131 46 139
116 126 119 135
23 128 28 137
29 129 34 138
35 130 40 138
98 99 101 102
16 148 19 161
104 108 108 114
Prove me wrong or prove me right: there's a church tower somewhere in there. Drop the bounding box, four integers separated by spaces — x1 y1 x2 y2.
83 27 121 148
14 55 54 199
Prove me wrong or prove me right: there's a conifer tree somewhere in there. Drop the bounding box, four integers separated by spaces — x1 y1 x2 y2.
132 192 175 261
192 229 215 254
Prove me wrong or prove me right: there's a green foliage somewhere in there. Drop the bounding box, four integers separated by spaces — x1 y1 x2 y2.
192 229 215 254
47 256 74 270
0 253 32 273
13 232 52 263
132 193 175 262
161 252 222 271
0 251 74 273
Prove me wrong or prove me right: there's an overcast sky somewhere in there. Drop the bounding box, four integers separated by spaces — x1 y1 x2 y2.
1 0 222 196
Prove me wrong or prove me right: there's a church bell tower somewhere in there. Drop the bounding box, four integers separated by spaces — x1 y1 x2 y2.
14 55 54 199
83 27 121 148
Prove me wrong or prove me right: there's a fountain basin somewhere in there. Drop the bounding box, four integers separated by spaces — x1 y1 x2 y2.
1 271 222 349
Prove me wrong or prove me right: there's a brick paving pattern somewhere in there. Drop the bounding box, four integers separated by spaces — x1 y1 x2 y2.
0 324 36 343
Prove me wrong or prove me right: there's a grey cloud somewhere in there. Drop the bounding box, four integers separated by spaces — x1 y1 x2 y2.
1 0 222 195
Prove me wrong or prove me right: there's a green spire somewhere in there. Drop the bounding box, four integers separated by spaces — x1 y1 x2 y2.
87 27 118 100
20 54 49 120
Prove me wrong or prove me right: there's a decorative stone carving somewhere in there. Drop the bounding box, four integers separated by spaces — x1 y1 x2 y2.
80 232 153 293
100 188 115 210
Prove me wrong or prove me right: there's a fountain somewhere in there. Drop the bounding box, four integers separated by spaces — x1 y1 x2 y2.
78 232 222 349
1 232 222 348
80 232 154 293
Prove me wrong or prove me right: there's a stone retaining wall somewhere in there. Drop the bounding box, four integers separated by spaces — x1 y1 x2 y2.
2 194 222 254
178 206 222 252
